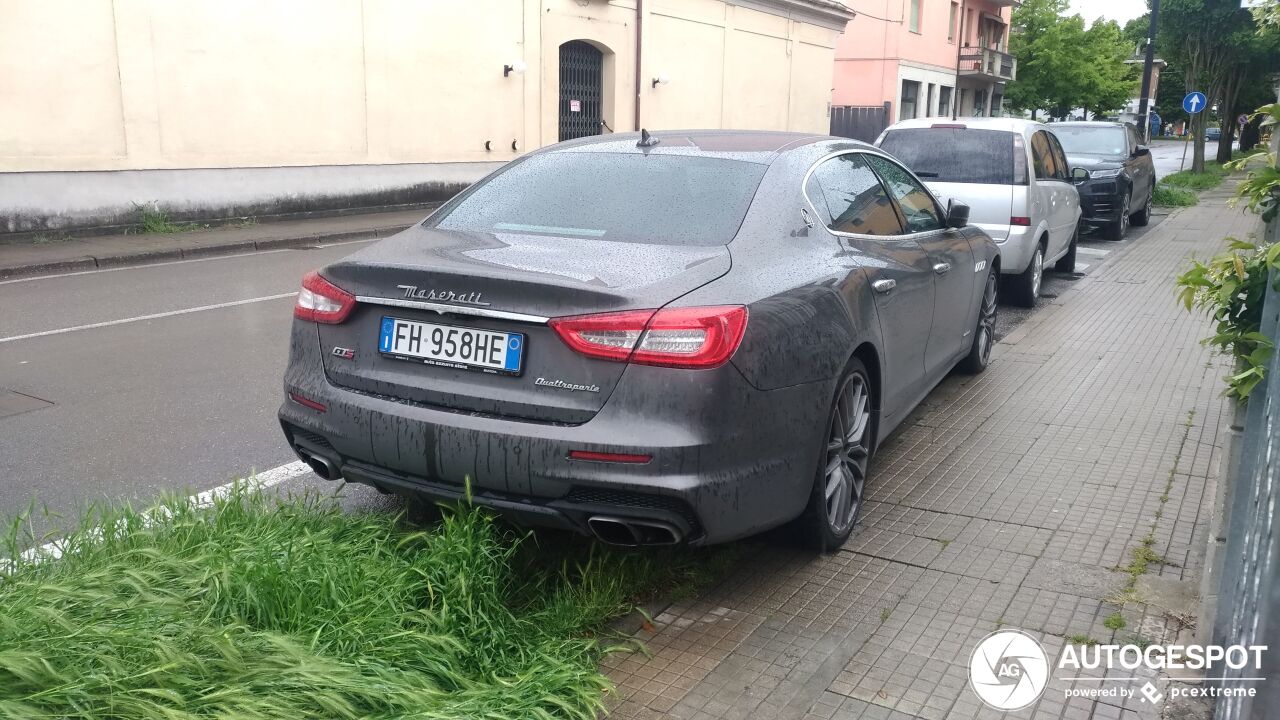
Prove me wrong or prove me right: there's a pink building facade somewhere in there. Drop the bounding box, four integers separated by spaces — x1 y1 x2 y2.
833 0 1016 124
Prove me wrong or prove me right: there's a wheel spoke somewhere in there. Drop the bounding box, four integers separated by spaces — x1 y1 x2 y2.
826 453 843 476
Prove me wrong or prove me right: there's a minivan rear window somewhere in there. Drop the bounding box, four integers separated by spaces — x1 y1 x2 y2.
878 128 1017 185
433 152 767 246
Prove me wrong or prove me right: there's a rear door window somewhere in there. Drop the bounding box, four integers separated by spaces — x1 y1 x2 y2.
877 128 1015 185
433 151 767 246
807 154 904 236
1030 131 1059 180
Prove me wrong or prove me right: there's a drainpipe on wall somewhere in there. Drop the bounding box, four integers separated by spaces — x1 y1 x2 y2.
952 0 966 120
634 0 643 130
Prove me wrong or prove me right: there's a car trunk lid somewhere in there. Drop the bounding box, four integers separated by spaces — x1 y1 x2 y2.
316 226 731 427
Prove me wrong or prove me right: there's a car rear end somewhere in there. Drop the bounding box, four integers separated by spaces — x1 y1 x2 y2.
877 122 1038 274
279 144 827 545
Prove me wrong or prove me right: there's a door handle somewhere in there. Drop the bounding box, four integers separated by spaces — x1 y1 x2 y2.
872 279 896 294
933 262 951 274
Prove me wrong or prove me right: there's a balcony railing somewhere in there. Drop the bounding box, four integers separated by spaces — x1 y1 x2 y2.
958 47 1017 82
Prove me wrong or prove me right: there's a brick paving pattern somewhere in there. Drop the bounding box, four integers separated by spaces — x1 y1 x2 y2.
603 192 1261 720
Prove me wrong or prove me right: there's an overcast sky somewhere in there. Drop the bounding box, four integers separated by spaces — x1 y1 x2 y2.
1069 0 1148 25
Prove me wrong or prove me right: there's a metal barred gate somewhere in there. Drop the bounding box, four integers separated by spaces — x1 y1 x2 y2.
829 103 891 144
1213 219 1280 719
558 41 603 142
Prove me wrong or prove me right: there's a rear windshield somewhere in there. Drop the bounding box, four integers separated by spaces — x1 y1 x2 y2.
1053 126 1126 157
878 128 1015 185
433 152 767 246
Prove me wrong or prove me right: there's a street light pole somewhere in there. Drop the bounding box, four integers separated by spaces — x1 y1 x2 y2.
1136 0 1160 143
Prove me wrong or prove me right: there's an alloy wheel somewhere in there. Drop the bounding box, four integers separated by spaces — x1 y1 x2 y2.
977 272 998 365
824 373 871 534
1030 247 1043 299
1119 195 1130 236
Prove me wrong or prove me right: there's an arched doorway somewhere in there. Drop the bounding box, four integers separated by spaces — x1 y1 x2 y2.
558 41 603 141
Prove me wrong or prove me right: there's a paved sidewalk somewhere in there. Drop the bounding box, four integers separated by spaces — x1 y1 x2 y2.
0 208 427 280
603 191 1261 719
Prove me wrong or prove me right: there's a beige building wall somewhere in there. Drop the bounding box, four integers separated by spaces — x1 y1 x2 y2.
0 0 849 175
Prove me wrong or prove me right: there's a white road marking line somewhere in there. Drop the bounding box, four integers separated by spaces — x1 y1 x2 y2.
0 237 377 285
9 460 313 568
0 292 298 344
1078 247 1110 256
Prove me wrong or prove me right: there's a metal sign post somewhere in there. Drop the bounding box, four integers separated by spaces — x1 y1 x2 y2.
1180 91 1206 172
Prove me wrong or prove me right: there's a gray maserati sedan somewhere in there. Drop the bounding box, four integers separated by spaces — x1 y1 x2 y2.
279 130 1000 551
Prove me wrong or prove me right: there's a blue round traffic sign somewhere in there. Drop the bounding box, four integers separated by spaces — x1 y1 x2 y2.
1182 92 1207 114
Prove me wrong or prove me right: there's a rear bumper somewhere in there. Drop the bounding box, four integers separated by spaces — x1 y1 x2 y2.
279 323 830 545
993 225 1038 273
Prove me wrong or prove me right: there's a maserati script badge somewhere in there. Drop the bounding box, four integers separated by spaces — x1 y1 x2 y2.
396 285 490 307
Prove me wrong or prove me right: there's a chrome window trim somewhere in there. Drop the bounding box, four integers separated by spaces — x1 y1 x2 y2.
355 296 550 324
801 149 949 242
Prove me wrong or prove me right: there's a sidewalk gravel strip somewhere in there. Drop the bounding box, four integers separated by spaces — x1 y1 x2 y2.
602 192 1259 720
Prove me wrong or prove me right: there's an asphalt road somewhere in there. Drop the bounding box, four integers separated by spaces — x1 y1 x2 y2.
0 214 1166 532
1149 139 1221 177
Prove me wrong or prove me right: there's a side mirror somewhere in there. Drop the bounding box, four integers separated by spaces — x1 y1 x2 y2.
1071 167 1090 183
1133 145 1150 157
946 200 970 229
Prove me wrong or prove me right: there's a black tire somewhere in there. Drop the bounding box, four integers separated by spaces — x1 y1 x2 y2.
1008 243 1043 308
1054 225 1078 273
1103 192 1130 240
958 270 998 374
797 359 874 553
1131 185 1152 226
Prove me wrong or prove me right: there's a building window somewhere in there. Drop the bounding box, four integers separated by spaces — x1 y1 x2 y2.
973 89 988 116
900 80 920 120
925 84 935 117
966 9 974 44
909 0 922 33
938 86 953 117
948 2 958 42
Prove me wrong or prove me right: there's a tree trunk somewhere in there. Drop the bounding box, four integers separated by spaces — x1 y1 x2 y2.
1192 112 1206 173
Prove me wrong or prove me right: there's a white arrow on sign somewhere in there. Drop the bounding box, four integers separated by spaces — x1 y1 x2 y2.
1188 95 1200 112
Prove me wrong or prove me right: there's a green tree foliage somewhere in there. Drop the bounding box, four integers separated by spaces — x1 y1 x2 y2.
1083 20 1141 120
1005 0 1137 119
1157 0 1267 171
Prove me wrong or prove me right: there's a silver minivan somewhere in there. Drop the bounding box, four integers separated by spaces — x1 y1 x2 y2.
876 118 1082 307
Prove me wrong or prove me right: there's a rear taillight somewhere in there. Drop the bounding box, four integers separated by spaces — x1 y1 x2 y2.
295 271 355 324
550 305 748 369
1010 216 1031 226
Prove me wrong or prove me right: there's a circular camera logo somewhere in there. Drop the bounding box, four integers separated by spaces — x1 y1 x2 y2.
969 630 1050 711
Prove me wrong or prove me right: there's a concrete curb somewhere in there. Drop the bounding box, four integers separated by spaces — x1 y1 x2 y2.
0 222 414 281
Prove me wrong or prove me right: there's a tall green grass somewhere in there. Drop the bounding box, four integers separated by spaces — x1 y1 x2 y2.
1161 162 1229 191
0 484 736 719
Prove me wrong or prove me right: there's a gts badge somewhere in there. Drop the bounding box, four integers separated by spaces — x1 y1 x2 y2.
974 260 987 273
332 347 356 360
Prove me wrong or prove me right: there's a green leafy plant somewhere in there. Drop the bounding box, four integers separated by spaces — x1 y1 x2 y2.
132 201 187 234
1176 239 1280 399
1226 103 1280 223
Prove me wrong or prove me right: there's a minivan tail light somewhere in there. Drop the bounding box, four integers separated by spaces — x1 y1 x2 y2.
550 305 748 369
295 271 356 324
1010 216 1031 226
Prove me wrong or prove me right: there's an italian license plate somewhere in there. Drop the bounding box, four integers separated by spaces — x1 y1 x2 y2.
378 316 524 375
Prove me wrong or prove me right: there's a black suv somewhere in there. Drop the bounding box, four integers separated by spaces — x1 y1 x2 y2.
1053 121 1156 240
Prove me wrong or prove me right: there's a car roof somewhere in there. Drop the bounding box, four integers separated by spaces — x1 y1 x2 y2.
545 129 869 164
886 116 1045 133
1053 121 1131 129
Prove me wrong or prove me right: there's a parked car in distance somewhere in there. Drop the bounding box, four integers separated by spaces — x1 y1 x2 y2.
280 130 1000 552
1205 126 1222 142
876 117 1082 307
1052 121 1156 241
